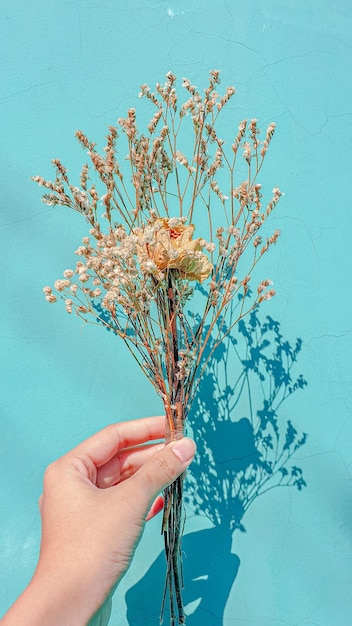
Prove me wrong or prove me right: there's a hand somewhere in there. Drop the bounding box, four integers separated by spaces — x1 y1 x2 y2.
1 416 196 626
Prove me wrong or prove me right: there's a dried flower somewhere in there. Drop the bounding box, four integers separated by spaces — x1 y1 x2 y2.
136 218 212 282
34 70 282 626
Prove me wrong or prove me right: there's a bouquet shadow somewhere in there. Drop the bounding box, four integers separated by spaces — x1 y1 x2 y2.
125 308 308 624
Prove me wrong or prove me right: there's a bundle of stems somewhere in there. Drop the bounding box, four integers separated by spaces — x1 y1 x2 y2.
34 70 281 624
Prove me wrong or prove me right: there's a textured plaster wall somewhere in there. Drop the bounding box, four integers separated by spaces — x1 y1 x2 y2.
1 1 352 624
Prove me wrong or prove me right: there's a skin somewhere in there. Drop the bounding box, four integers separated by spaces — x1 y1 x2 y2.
1 415 196 626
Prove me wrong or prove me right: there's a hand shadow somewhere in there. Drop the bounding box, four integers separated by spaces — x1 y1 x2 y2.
126 307 308 624
126 526 239 625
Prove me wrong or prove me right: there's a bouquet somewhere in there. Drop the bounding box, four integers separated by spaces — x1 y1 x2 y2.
34 70 281 625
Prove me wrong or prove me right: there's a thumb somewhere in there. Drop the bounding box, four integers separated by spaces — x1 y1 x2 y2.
130 437 196 516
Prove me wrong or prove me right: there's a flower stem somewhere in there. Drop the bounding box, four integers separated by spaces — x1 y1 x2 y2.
161 271 186 625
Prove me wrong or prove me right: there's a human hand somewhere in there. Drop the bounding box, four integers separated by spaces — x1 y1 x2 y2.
1 416 195 626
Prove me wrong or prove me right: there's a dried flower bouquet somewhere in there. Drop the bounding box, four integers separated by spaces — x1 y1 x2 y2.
34 70 281 625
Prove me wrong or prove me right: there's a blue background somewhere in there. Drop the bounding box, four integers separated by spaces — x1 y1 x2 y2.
1 1 351 624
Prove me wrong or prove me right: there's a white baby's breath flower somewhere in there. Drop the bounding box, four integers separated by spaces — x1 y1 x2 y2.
45 294 57 303
54 279 70 291
75 246 87 256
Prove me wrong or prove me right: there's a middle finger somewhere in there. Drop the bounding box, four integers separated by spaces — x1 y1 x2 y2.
96 441 165 488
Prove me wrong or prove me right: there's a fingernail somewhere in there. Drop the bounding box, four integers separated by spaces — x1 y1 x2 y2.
171 438 196 464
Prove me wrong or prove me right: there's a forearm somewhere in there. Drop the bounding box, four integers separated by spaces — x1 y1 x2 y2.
0 572 99 626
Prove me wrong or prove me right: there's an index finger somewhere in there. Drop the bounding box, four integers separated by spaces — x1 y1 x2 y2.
67 415 166 468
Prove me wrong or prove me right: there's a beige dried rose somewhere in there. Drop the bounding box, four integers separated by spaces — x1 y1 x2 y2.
137 218 212 282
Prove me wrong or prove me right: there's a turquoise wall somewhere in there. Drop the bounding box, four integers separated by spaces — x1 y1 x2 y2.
1 1 351 624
